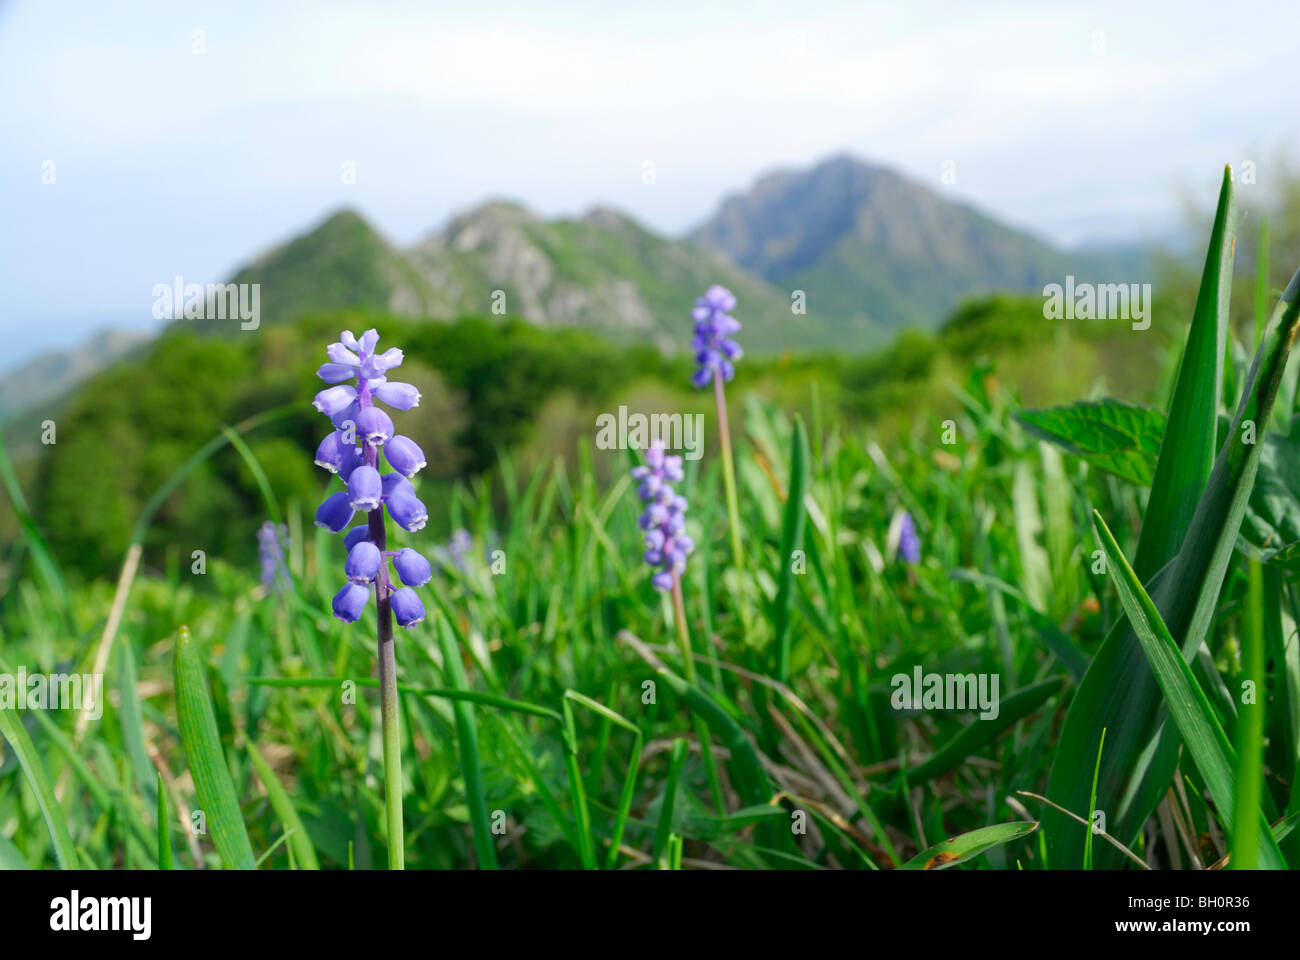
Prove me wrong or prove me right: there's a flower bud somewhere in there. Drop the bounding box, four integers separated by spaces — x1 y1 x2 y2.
385 436 427 478
374 381 421 410
347 465 383 511
343 526 371 552
314 431 353 473
313 385 357 416
391 587 426 628
332 582 369 623
357 405 394 445
345 541 382 584
317 363 356 383
314 491 354 533
386 490 428 532
382 472 413 500
392 548 432 587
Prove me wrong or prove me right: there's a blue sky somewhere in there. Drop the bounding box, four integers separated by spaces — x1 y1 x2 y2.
2 0 1298 365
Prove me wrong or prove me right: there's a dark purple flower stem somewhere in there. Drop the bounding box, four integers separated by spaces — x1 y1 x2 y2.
713 372 752 641
359 379 404 869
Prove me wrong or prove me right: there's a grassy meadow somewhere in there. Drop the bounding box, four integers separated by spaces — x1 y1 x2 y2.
2 168 1300 872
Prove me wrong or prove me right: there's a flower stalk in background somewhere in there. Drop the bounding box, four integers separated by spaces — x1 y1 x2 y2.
312 328 432 870
631 443 724 811
256 520 291 593
691 286 751 638
898 511 921 565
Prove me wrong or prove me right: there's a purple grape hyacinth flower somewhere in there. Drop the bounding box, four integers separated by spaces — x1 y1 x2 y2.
312 329 428 631
632 442 694 591
898 511 921 565
690 285 743 390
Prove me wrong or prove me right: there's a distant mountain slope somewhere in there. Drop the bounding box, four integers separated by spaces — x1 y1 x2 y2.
223 210 439 327
688 154 1144 331
407 201 876 351
219 200 883 353
0 328 149 422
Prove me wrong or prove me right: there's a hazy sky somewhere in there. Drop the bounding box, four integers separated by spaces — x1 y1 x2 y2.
3 0 1298 364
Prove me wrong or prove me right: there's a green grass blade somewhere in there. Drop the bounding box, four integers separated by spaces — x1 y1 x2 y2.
117 640 158 818
563 691 644 870
653 738 688 869
246 742 320 870
1092 511 1286 869
174 626 256 869
156 772 173 870
0 430 70 618
0 707 79 868
774 416 809 684
899 821 1037 870
1083 728 1105 870
436 612 499 870
561 698 596 869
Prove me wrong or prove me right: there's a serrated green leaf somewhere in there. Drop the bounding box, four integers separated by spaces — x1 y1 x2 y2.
1016 399 1165 485
1238 415 1300 564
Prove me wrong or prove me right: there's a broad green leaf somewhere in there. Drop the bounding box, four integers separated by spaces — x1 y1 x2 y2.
1231 561 1267 869
1044 257 1300 867
1133 164 1235 580
0 707 78 868
174 626 256 869
246 742 320 870
1091 512 1286 869
899 821 1038 870
1016 399 1165 485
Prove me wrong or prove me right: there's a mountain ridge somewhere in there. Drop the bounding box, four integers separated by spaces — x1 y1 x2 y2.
687 153 1145 331
4 153 1148 419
